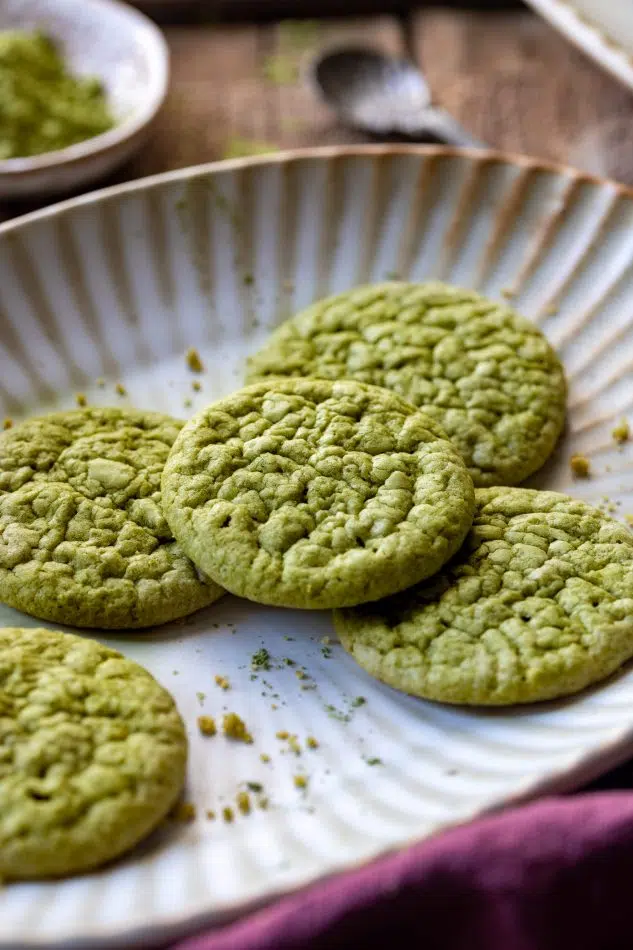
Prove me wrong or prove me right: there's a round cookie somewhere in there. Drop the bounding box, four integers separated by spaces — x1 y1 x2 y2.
335 488 633 706
0 408 223 628
246 281 567 487
161 378 476 609
0 626 187 880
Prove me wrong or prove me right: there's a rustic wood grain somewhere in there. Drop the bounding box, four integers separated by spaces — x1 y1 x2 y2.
412 10 633 180
3 9 633 226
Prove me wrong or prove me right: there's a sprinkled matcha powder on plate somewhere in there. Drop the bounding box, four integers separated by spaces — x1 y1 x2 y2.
0 31 114 159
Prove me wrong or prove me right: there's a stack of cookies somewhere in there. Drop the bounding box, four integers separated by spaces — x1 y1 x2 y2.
3 280 633 881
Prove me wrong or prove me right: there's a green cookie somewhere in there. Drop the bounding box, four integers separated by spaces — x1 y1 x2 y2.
0 626 187 880
335 488 633 706
0 408 223 628
162 378 476 609
246 282 567 487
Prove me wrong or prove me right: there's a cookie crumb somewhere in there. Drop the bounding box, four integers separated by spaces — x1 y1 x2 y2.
214 675 230 691
236 791 251 815
366 757 382 766
288 735 301 755
293 774 308 789
115 383 127 397
186 347 204 373
184 398 193 409
171 802 197 822
75 393 87 407
570 454 590 477
613 420 630 444
196 691 206 705
351 696 366 708
205 809 216 821
306 736 319 749
258 796 270 810
251 648 271 671
246 781 263 793
260 753 271 763
223 713 253 743
276 730 289 740
192 380 202 392
198 715 217 737
3 418 12 430
222 806 234 823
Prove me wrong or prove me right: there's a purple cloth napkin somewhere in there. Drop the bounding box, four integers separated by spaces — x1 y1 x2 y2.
172 792 633 950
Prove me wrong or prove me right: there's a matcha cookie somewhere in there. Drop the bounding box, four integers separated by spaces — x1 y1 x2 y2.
0 408 223 628
335 488 633 705
162 378 475 609
246 282 566 487
0 626 187 880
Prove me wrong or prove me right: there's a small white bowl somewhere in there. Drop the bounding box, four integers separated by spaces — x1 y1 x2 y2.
0 0 169 199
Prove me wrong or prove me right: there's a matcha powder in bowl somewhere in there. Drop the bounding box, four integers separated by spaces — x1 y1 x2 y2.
0 30 114 159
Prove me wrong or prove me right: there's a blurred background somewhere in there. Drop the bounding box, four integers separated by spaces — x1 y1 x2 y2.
2 0 633 223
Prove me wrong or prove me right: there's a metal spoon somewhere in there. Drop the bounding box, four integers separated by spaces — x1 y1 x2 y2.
307 47 484 150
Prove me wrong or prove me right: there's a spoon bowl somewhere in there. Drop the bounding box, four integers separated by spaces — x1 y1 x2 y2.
308 46 484 148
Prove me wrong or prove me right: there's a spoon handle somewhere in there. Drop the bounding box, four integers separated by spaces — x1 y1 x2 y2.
417 108 485 150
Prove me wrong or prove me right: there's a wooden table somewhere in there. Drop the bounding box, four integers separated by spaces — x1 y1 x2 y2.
2 7 633 224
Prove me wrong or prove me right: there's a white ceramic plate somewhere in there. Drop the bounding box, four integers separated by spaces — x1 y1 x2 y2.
3 146 633 949
525 0 633 92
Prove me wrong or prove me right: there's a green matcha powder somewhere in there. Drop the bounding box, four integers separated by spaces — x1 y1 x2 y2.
0 30 114 159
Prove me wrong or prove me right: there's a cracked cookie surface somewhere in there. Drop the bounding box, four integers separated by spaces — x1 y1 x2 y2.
335 488 633 705
246 282 567 486
0 626 187 880
162 378 475 609
0 409 223 628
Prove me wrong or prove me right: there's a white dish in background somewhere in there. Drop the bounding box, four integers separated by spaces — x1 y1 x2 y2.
2 145 633 948
0 0 169 199
525 0 633 93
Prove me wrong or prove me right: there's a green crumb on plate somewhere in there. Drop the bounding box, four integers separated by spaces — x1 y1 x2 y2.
570 454 590 477
236 791 251 815
197 715 216 737
222 713 253 743
613 420 630 444
251 648 271 671
186 347 204 373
